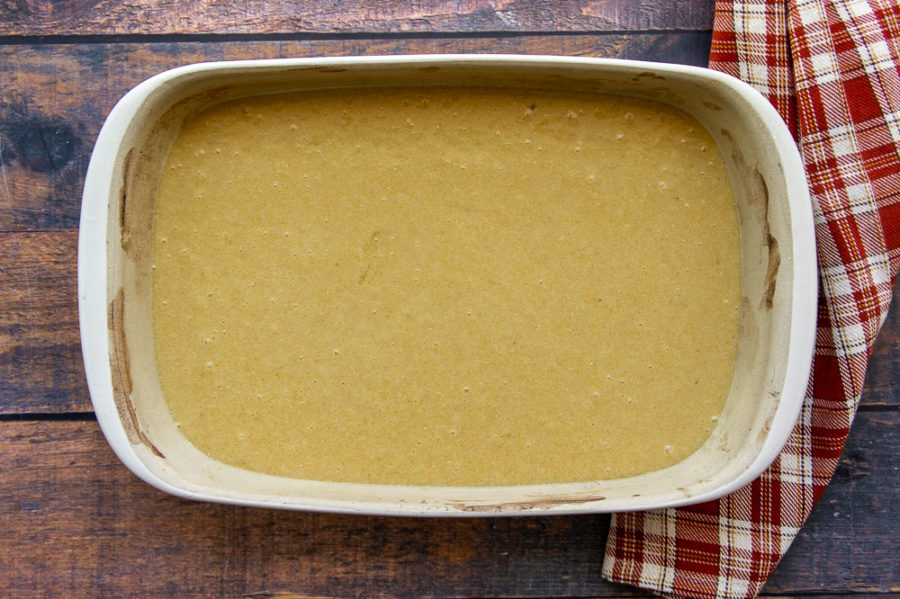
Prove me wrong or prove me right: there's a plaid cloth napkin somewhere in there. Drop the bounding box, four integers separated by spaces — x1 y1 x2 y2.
602 1 900 598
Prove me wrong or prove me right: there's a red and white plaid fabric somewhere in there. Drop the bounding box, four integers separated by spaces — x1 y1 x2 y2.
602 1 900 598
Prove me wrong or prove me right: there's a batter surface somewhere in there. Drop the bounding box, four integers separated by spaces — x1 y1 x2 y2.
152 87 741 486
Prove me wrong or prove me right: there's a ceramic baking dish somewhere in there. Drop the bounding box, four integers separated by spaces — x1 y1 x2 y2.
78 55 816 515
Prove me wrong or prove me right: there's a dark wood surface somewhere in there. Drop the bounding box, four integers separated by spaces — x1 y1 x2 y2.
1 2 897 597
0 1 715 35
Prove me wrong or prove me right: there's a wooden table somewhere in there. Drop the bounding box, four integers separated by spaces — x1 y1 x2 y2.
2 2 897 597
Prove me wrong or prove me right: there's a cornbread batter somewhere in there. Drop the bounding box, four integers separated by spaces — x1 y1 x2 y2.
152 88 740 486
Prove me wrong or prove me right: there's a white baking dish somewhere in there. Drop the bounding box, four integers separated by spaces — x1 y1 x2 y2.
78 55 816 515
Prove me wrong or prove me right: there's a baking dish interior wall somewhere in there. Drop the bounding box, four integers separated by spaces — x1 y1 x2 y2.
109 60 789 506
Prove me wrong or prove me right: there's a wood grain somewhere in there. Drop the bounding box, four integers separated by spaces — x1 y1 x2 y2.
860 296 900 407
0 422 617 598
0 410 896 597
0 35 711 232
0 0 714 36
2 223 897 415
767 409 900 593
0 231 86 413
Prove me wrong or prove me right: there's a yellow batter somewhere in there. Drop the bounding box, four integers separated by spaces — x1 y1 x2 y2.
152 87 741 486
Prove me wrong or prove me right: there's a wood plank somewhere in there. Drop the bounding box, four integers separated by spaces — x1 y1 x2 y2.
3 226 897 415
0 231 87 413
0 0 714 37
0 423 618 598
859 291 900 408
766 409 900 593
0 35 712 232
0 410 896 597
